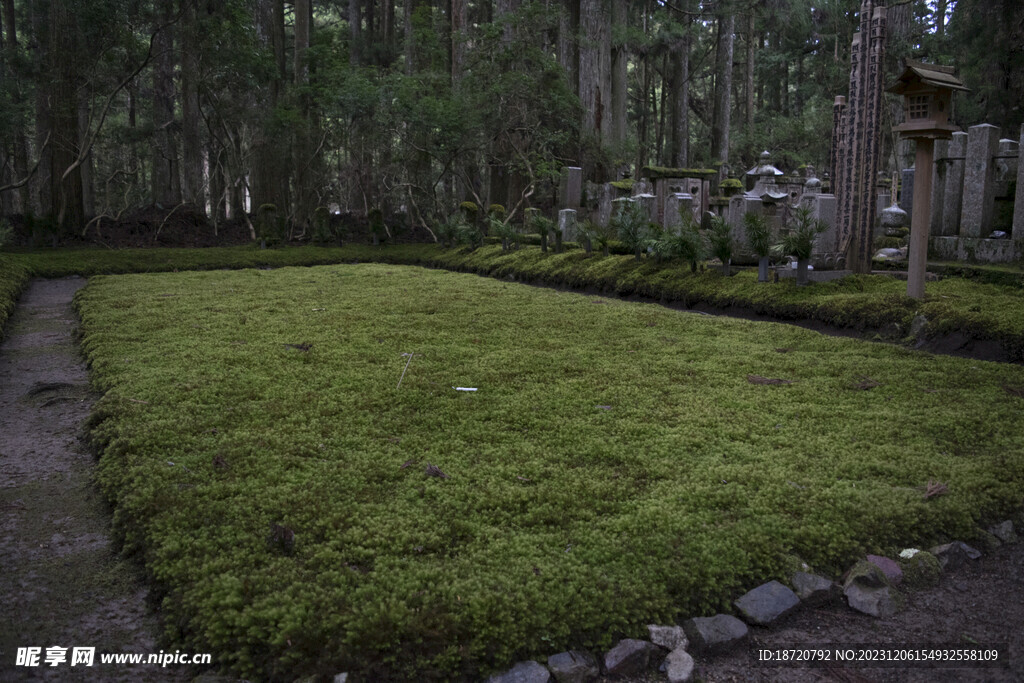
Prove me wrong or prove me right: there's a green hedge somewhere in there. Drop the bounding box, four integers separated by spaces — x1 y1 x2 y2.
0 256 31 339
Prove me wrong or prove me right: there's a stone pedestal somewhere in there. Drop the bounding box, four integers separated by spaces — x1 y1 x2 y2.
942 132 967 237
558 208 578 242
959 123 1000 238
663 193 693 232
634 194 656 224
560 167 582 209
1015 123 1024 242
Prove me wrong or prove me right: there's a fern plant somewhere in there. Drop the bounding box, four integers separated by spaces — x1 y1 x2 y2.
612 200 650 261
778 206 828 286
744 212 774 282
707 214 734 276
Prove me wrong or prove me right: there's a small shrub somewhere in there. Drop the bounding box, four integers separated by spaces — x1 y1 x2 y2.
744 212 774 282
778 206 828 286
612 201 650 261
652 216 706 272
707 214 734 276
0 219 13 250
311 207 335 245
530 213 554 253
255 204 285 249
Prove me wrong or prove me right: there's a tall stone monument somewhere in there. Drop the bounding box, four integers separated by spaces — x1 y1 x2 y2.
832 1 886 273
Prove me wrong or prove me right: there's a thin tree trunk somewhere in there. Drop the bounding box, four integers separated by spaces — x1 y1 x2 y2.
557 0 578 96
610 0 627 147
745 10 754 127
350 0 361 65
48 0 84 232
31 0 50 216
711 10 735 166
151 0 178 206
78 93 95 217
657 52 668 165
181 0 204 212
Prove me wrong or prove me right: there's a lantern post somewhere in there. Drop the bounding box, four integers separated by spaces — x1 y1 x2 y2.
886 61 968 299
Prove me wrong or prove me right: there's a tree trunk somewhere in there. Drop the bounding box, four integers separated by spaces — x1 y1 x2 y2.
610 0 627 147
78 93 95 217
48 0 84 232
796 258 809 285
293 0 314 234
669 11 690 168
578 0 610 174
251 0 288 215
181 0 204 212
745 10 754 127
711 10 735 166
452 0 466 84
557 0 579 97
758 255 769 282
151 0 178 207
350 0 361 65
31 0 50 216
2 0 29 214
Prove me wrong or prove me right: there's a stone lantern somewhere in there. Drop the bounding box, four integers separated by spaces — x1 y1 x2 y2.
886 60 968 298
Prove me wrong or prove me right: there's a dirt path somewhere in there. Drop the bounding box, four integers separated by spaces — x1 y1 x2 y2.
0 278 197 682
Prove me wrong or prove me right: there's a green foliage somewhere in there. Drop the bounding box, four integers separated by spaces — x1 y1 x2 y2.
75 262 1024 679
778 207 828 261
489 214 520 252
652 218 707 272
744 212 774 259
256 204 285 248
460 201 479 216
311 207 336 245
488 204 506 218
707 215 735 272
0 219 12 250
0 256 31 339
611 201 651 260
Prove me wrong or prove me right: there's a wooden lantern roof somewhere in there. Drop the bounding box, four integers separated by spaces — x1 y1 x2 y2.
886 60 968 95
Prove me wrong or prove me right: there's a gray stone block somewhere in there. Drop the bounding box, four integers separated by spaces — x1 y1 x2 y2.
487 660 552 683
791 572 837 606
603 639 658 677
960 123 1001 238
930 541 982 570
682 615 748 653
647 624 688 651
664 647 695 683
733 580 800 626
546 650 598 683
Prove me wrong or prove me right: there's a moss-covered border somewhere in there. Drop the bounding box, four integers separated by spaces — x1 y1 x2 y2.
4 244 1024 363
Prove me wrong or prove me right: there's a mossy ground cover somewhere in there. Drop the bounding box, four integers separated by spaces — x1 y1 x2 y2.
6 244 1024 359
76 263 1024 680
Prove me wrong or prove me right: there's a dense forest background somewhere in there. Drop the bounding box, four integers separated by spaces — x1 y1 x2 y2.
0 0 1021 240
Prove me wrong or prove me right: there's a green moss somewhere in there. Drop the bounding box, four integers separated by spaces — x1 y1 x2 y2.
75 263 1024 679
0 255 31 339
609 179 635 191
460 201 479 214
900 550 941 588
641 166 718 181
720 178 744 190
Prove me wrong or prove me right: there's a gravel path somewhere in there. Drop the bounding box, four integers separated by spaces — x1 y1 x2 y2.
0 278 197 682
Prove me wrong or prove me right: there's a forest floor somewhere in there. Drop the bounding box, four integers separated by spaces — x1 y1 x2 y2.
0 276 1021 682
